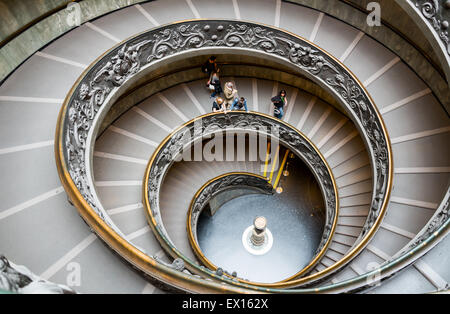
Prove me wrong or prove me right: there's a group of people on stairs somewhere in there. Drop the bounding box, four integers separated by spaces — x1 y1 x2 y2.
202 56 288 119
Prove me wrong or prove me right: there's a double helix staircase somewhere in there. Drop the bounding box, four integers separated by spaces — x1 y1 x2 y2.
0 0 448 293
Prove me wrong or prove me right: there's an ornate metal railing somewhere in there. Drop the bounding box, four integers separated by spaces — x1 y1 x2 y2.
143 112 338 287
187 172 274 271
188 172 274 248
396 0 450 83
55 19 396 292
313 187 450 293
412 0 450 55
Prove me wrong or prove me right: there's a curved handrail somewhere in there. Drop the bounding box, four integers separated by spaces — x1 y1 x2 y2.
56 19 395 292
395 0 450 85
143 113 338 287
309 187 450 293
187 172 274 270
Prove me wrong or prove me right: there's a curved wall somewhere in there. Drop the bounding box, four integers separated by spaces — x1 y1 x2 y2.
0 0 71 45
0 0 148 82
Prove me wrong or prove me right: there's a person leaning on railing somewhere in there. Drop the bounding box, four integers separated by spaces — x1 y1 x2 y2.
231 97 248 112
212 96 227 114
223 81 238 111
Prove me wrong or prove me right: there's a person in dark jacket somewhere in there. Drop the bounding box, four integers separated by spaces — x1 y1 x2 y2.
271 90 288 119
202 56 219 86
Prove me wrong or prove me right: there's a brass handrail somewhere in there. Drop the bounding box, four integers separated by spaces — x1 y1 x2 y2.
56 19 394 292
174 130 337 285
143 111 340 288
187 172 274 273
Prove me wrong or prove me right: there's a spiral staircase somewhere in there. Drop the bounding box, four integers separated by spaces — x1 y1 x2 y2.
0 0 449 294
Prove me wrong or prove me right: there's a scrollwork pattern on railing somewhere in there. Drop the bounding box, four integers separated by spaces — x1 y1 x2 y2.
412 0 450 55
403 189 450 251
189 173 274 243
62 21 390 239
341 189 450 294
55 19 450 293
326 72 388 237
59 20 392 285
145 112 338 277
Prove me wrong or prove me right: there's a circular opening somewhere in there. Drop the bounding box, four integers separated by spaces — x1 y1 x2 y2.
195 154 326 283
